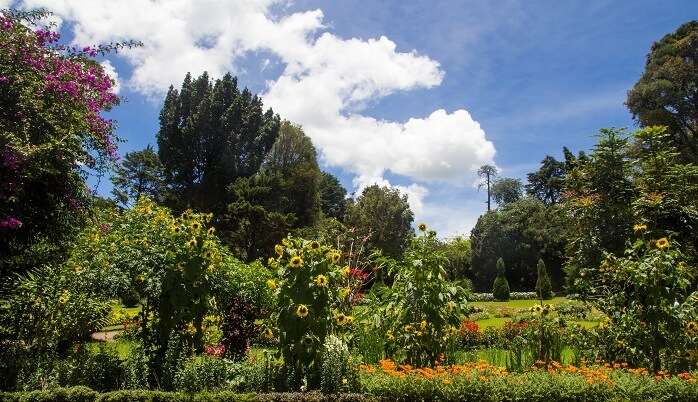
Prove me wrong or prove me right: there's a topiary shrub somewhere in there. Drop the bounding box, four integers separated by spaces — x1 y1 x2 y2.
534 259 553 300
492 258 510 301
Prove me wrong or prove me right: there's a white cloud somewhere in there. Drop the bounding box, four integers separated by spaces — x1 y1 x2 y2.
16 0 496 235
99 60 120 94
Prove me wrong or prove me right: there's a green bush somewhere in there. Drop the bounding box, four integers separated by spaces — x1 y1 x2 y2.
535 259 553 300
492 258 510 301
319 336 358 394
173 356 230 393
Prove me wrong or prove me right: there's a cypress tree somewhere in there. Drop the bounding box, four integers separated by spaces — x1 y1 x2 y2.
535 258 553 300
492 257 510 301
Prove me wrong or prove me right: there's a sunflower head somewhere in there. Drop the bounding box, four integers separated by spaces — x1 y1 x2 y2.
275 244 284 256
309 241 320 251
173 226 181 233
191 222 201 230
328 251 341 264
336 313 347 325
418 223 427 232
404 324 413 333
187 238 197 248
205 250 213 259
534 305 542 313
341 266 351 277
687 321 698 333
656 238 670 250
266 279 277 290
290 256 303 268
314 274 328 287
633 223 647 233
542 307 550 316
345 316 353 325
339 287 351 299
296 304 309 318
207 227 215 236
420 320 428 330
264 328 274 339
386 330 395 341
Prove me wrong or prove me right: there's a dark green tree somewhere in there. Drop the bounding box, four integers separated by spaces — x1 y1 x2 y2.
626 21 698 162
318 171 347 220
492 257 510 301
526 155 566 205
477 164 498 211
156 72 280 214
438 236 471 281
111 145 165 207
344 185 414 258
470 198 567 291
491 177 523 206
535 258 553 300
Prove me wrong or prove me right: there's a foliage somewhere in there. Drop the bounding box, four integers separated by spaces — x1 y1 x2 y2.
535 259 553 300
525 149 581 206
490 178 522 206
358 225 467 366
269 235 347 389
317 172 347 221
0 10 126 279
111 145 165 207
627 21 698 163
157 72 280 215
173 355 231 392
574 231 698 371
221 296 257 361
491 258 510 301
344 185 414 258
437 236 471 281
469 292 539 302
477 164 498 211
470 198 567 291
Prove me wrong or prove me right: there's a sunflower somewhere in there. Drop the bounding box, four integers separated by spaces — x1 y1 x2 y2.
187 238 197 248
655 238 670 250
341 266 351 277
386 330 395 341
275 244 284 256
328 251 341 264
207 227 215 236
309 241 320 251
336 313 347 325
264 328 274 339
534 305 543 313
290 256 303 268
205 250 213 259
687 322 698 333
542 307 550 316
345 316 353 325
404 324 413 333
633 223 647 233
268 257 276 266
136 275 145 283
173 226 181 233
267 279 277 290
339 287 351 299
418 223 427 232
58 291 70 305
314 274 328 287
420 320 428 330
191 222 201 230
296 304 309 318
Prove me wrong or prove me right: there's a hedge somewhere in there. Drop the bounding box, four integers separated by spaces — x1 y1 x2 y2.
0 388 372 402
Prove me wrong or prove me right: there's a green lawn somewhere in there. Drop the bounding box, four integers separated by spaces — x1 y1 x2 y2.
471 297 569 309
471 297 600 329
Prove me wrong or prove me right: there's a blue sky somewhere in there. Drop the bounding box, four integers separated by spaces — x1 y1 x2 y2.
12 0 697 236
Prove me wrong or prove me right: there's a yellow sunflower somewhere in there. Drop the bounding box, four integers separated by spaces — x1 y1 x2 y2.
328 251 341 264
187 238 197 248
290 256 303 268
345 316 353 325
314 274 328 287
191 222 201 231
633 223 647 233
296 304 309 318
275 244 284 256
404 324 413 333
341 266 351 277
655 238 670 250
336 313 347 325
264 328 274 339
386 330 395 341
309 241 321 251
418 223 427 232
339 287 351 299
207 227 215 236
266 279 277 290
420 320 428 330
687 321 698 333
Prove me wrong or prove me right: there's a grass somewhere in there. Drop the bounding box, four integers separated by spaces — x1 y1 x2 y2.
471 297 600 329
471 297 569 309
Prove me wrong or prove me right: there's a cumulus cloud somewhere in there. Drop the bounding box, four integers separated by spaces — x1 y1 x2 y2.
14 0 496 234
99 60 120 94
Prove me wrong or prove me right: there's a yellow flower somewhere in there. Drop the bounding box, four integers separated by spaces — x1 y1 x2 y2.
633 223 647 233
404 324 413 333
655 238 669 250
386 330 395 341
185 322 196 335
58 291 70 305
345 316 353 325
296 304 309 318
341 266 351 277
172 225 181 234
191 221 201 231
687 321 698 333
418 223 427 232
336 313 347 325
275 244 284 256
309 241 320 251
339 287 351 299
268 257 276 266
290 256 303 268
187 238 197 248
328 251 341 264
136 274 145 283
264 328 274 339
534 305 543 313
207 227 215 236
314 274 328 287
267 279 277 290
420 320 428 330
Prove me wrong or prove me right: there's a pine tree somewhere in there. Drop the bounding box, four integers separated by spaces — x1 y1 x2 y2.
535 258 553 300
492 257 510 301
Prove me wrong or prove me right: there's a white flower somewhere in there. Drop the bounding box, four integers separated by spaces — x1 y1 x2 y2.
413 259 423 268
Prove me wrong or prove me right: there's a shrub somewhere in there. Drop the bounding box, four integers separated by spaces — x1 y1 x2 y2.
459 321 481 348
535 259 553 300
492 258 510 301
221 296 257 361
173 355 230 392
320 335 358 394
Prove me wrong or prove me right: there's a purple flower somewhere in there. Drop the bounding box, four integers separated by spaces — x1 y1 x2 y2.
0 216 23 229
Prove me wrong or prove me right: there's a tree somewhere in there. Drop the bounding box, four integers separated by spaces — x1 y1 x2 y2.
535 258 553 300
344 185 414 258
0 10 124 279
526 155 566 205
156 72 280 215
492 257 510 301
477 165 498 211
111 145 165 207
491 177 523 206
438 236 471 281
470 198 567 291
318 171 347 220
626 21 698 163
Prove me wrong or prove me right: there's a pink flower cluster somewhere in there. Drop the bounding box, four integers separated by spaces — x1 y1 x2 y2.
349 267 369 281
205 344 226 358
0 216 22 229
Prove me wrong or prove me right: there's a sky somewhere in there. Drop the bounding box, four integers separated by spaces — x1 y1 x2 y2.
5 0 697 237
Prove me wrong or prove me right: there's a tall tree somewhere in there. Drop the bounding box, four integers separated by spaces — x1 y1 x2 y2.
157 72 280 215
478 165 498 211
111 145 165 207
491 177 523 206
318 171 347 221
344 185 414 258
526 156 566 205
626 21 698 162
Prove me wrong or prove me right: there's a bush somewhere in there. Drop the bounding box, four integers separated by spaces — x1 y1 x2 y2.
535 259 553 300
492 258 510 301
173 355 230 392
221 296 257 361
320 335 358 394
